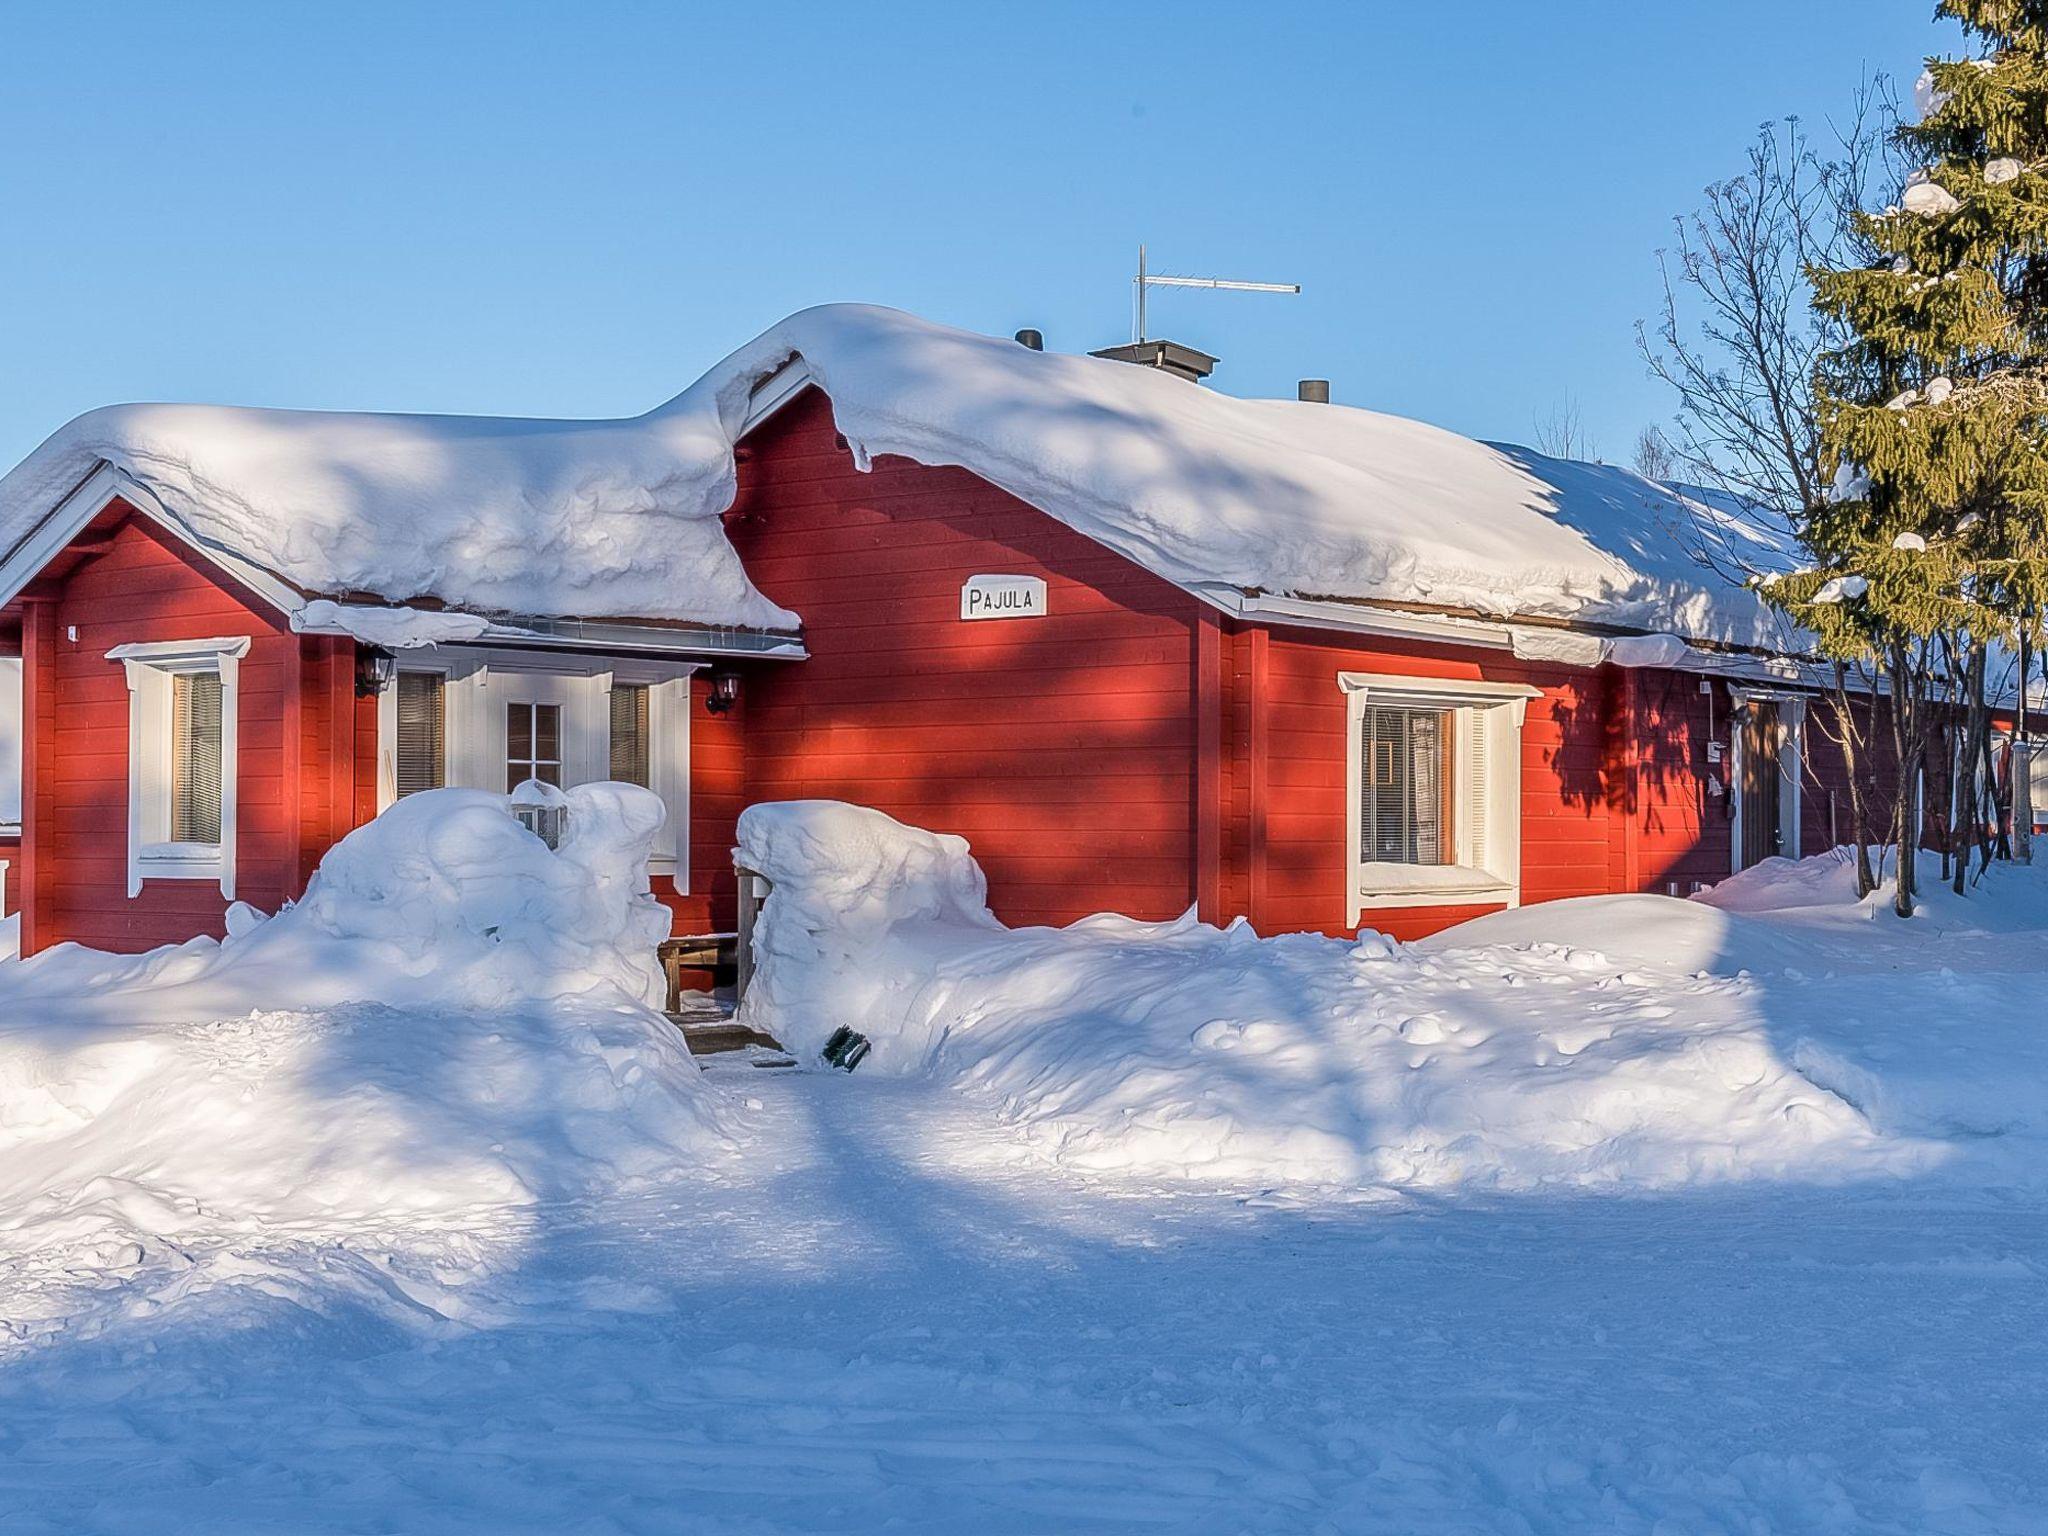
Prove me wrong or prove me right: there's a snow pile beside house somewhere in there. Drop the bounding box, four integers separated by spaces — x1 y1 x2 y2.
1 304 1796 645
6 783 678 1019
735 803 1913 1191
736 800 1003 1061
0 785 726 1321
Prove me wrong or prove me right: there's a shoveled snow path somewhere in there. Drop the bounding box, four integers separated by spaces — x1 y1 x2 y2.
3 1070 2044 1534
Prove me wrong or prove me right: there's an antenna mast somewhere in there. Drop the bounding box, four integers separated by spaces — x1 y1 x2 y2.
1134 243 1301 342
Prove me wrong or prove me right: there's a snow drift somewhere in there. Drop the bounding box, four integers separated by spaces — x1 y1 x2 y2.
0 784 728 1324
0 304 1797 645
735 802 1911 1192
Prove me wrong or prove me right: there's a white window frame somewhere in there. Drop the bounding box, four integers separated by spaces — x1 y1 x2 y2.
1340 671 1540 924
376 648 696 886
0 654 21 837
107 636 250 899
1728 687 1806 874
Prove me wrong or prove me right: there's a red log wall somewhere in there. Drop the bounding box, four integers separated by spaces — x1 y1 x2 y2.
722 391 1205 930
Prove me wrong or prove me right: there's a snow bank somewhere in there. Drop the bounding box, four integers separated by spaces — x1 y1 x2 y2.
1416 892 1814 977
0 785 726 1299
2 305 1797 647
5 783 675 1020
736 803 1908 1192
736 801 1001 1061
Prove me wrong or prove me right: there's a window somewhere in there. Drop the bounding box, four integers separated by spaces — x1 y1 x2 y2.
107 636 249 898
169 671 224 844
394 672 445 798
0 654 20 834
1360 705 1450 865
506 701 563 790
1341 671 1539 921
609 683 650 787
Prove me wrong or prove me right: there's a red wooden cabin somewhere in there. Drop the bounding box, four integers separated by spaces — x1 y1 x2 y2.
0 306 1897 963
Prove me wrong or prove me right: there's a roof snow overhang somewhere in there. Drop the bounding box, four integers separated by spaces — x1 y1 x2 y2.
1191 584 1854 691
0 462 806 661
734 364 1830 687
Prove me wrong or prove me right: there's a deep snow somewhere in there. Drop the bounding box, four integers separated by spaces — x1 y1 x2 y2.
0 305 1799 644
736 803 2048 1192
4 805 2048 1530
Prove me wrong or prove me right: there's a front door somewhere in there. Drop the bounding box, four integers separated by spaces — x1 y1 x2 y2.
1736 700 1783 870
495 673 589 793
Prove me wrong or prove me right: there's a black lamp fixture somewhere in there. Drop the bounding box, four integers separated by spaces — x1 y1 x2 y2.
705 669 742 715
354 645 397 698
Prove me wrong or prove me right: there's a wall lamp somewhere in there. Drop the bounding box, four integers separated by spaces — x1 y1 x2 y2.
355 646 397 698
705 669 742 716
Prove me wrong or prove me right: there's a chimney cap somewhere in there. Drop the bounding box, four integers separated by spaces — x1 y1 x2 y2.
1087 338 1218 383
1297 378 1330 404
1014 328 1044 351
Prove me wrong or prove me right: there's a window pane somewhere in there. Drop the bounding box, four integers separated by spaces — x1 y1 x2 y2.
1361 705 1448 865
507 702 532 762
534 704 560 764
609 684 650 786
171 671 224 845
395 673 445 798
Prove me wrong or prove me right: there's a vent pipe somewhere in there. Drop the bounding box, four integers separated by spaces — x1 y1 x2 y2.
1297 379 1330 404
1014 328 1044 351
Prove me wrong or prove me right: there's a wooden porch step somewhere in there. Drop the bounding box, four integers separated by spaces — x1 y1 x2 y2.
665 1009 786 1059
683 1021 785 1056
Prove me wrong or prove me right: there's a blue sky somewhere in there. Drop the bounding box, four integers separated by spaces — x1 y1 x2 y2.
0 2 1962 471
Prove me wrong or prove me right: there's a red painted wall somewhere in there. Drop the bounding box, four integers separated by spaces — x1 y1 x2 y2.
723 391 1206 930
25 511 306 950
0 412 1914 963
1225 619 1616 941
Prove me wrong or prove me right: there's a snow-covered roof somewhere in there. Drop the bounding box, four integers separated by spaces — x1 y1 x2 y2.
0 303 1802 649
0 396 797 632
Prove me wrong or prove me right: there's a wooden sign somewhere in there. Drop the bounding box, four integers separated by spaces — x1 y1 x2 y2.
960 574 1047 621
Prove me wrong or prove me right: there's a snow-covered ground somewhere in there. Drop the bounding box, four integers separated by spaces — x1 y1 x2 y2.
2 799 2046 1531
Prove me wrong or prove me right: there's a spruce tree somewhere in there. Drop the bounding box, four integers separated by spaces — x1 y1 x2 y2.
1784 0 2048 911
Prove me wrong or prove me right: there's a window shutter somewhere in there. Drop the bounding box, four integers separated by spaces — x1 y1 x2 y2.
609 684 650 787
395 672 446 798
1464 707 1491 870
170 671 224 844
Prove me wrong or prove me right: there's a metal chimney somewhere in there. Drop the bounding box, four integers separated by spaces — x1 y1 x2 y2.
1014 328 1044 351
1087 339 1219 383
1297 379 1330 404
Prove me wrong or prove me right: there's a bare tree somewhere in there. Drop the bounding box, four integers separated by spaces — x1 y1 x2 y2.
1639 87 1906 896
1533 396 1597 462
1632 426 1675 482
1638 94 1898 542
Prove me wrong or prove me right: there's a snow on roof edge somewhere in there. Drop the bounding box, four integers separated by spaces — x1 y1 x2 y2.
0 302 1806 653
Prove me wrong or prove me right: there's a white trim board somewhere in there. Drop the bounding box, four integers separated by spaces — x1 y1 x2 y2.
108 635 251 900
1339 670 1539 925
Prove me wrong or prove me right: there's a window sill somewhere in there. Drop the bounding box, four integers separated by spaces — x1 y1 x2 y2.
1356 863 1515 910
139 844 225 882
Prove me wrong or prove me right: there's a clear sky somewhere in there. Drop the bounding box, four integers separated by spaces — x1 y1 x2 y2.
0 1 1964 472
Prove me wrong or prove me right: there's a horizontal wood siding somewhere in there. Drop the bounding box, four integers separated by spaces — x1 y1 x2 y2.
38 510 302 952
726 391 1203 928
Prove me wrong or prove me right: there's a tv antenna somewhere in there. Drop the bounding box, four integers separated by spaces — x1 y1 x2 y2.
1133 243 1300 342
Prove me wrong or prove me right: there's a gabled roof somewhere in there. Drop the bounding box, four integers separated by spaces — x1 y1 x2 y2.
0 303 1804 653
